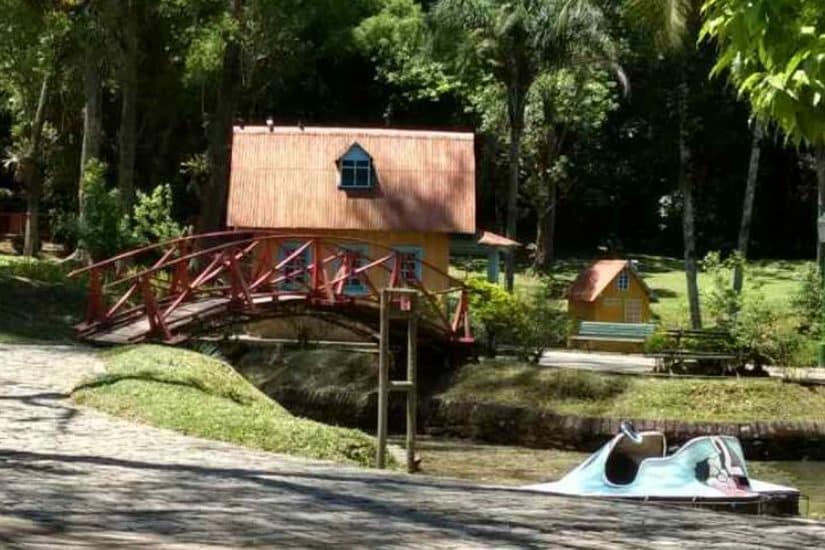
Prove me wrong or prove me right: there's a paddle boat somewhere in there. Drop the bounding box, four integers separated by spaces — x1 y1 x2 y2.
523 422 800 516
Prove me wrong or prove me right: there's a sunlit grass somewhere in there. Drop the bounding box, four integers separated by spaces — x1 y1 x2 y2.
72 345 384 467
451 255 810 328
440 360 825 423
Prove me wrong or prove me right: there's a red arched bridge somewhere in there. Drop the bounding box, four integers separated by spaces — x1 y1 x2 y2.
69 231 473 346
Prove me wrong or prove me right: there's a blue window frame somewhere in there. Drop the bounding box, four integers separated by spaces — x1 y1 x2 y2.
338 144 373 189
392 246 423 283
279 241 312 290
336 244 370 296
617 270 630 292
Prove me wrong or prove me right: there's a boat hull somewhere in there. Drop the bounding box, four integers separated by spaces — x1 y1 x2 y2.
523 481 800 516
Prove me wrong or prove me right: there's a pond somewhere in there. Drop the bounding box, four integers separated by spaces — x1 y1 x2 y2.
391 436 825 519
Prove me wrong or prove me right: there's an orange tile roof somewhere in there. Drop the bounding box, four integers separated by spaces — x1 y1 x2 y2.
567 259 650 302
227 126 476 233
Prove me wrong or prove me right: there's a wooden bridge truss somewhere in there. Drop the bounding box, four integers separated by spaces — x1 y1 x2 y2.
69 231 473 346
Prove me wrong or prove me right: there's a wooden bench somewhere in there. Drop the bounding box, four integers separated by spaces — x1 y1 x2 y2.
569 322 657 352
646 329 740 375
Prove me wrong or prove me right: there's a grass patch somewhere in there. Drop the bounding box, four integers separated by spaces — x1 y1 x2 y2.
72 345 383 467
451 255 810 328
0 255 85 343
440 360 825 423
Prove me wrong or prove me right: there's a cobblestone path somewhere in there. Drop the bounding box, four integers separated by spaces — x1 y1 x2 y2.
2 344 825 548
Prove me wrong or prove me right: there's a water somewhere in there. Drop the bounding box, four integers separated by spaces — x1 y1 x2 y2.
394 436 825 518
749 462 825 518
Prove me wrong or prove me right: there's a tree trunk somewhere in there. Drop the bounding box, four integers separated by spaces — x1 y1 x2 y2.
197 0 244 234
732 123 763 293
533 179 557 273
678 76 702 329
79 52 103 210
504 88 525 292
817 145 825 275
22 70 52 257
118 0 138 209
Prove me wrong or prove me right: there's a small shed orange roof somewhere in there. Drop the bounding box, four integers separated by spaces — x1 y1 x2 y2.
227 126 476 233
477 231 520 248
568 259 651 302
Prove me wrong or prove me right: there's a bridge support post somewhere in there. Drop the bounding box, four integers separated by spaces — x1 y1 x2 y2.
376 288 418 473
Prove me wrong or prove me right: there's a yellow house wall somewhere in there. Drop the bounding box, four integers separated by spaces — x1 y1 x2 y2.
593 270 651 323
567 270 651 323
568 300 594 322
251 229 451 292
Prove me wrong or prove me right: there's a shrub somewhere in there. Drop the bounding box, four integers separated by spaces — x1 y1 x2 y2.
49 208 79 249
702 251 745 329
466 277 567 362
130 184 186 246
466 278 527 357
513 279 569 363
734 294 802 368
77 159 133 261
791 262 822 336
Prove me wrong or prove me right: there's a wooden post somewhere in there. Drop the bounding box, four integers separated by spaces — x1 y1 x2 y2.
377 289 390 469
376 288 418 473
406 294 418 473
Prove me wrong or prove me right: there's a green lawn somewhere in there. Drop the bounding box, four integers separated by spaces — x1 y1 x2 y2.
440 360 825 423
72 345 383 467
0 255 85 343
451 255 810 328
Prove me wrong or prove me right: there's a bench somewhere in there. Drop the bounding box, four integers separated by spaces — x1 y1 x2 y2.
646 329 740 375
569 322 657 351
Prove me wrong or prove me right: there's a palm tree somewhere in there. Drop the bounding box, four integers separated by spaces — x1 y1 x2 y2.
626 0 704 328
432 0 613 291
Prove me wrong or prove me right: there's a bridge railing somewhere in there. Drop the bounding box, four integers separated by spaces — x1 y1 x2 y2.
68 231 472 344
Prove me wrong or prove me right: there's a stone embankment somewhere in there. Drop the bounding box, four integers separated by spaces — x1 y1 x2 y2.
269 387 825 460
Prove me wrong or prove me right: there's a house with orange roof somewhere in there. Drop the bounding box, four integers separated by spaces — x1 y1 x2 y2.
567 259 654 324
227 125 476 292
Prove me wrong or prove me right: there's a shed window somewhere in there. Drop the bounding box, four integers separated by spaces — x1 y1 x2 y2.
617 270 630 292
338 144 373 189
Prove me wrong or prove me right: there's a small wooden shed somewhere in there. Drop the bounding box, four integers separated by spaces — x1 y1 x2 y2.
567 259 653 323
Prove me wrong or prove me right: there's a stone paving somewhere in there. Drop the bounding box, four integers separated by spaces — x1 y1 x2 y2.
2 344 825 548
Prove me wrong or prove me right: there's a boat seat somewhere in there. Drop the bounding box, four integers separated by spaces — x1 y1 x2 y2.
605 433 666 486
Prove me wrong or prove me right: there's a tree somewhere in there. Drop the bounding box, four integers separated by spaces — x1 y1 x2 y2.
0 1 68 256
732 122 763 293
701 0 825 262
523 69 619 271
432 0 613 291
116 0 139 209
626 0 704 328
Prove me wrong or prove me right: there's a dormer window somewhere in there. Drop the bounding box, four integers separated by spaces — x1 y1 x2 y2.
338 143 373 189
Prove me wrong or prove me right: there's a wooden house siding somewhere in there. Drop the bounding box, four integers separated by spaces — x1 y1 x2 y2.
227 127 475 233
250 229 451 292
568 261 652 324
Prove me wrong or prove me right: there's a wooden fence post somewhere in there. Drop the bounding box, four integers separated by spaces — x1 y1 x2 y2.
406 293 418 473
376 288 418 473
377 289 390 469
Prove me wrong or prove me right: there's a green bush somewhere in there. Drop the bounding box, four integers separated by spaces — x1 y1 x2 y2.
702 251 745 329
466 277 567 362
467 278 527 357
734 294 803 368
77 159 133 261
513 279 569 363
791 262 822 336
643 331 669 353
130 184 187 246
